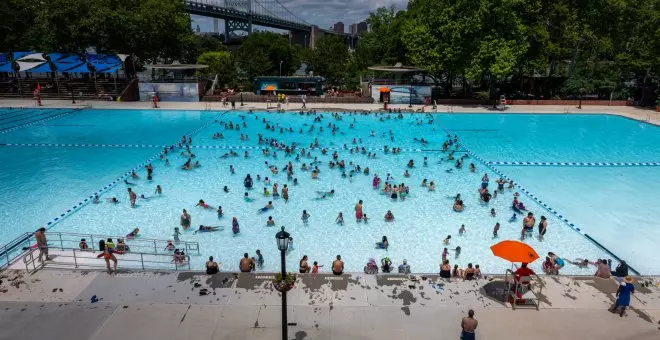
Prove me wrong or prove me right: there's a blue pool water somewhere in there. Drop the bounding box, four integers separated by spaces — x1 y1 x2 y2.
0 109 657 274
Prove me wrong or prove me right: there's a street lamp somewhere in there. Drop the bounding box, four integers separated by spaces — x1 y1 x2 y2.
578 87 586 109
409 85 413 108
279 61 284 77
275 226 290 340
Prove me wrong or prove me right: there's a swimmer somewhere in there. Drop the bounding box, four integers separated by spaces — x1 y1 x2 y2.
443 235 451 245
217 206 223 218
244 192 254 202
375 236 389 249
93 194 100 204
403 169 410 178
453 246 462 258
490 208 496 217
106 197 119 204
126 228 139 239
196 199 214 209
362 213 368 223
458 224 466 235
165 240 175 251
258 201 273 213
232 217 240 234
266 216 275 226
155 185 162 195
315 189 335 199
173 227 181 242
301 210 310 223
538 216 548 240
469 163 476 172
223 186 229 193
263 187 271 196
428 181 436 191
131 171 139 179
194 225 222 234
124 179 135 186
384 210 394 222
164 159 169 166
493 222 500 238
336 212 344 225
509 213 518 222
421 179 428 187
453 200 464 212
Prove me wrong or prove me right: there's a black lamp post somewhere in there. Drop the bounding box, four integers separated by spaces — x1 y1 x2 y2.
240 87 244 106
275 226 290 340
409 85 413 108
578 87 585 109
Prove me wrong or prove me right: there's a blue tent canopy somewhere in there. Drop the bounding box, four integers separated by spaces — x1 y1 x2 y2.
62 62 91 73
0 62 14 73
0 53 8 63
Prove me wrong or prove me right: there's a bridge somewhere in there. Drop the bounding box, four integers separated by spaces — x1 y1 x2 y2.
185 0 358 48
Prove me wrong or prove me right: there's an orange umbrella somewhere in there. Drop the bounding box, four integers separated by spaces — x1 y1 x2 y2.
264 85 275 91
379 87 390 93
490 240 539 263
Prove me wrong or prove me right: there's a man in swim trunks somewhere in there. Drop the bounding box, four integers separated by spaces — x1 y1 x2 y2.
332 255 344 275
355 200 363 221
35 227 49 262
460 310 478 340
240 253 254 272
128 188 137 208
521 212 535 240
538 216 548 240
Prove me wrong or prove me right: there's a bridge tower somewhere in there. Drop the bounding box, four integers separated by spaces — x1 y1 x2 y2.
224 0 252 42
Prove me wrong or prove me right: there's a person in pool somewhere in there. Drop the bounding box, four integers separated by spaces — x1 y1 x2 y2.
509 213 517 222
196 200 214 209
126 228 139 239
106 197 120 204
244 192 254 202
375 236 389 249
521 212 535 240
301 210 310 223
384 210 394 222
194 225 222 234
443 235 451 245
232 217 240 234
538 216 548 240
266 216 275 226
316 189 335 199
453 200 464 212
336 212 344 225
548 252 564 274
258 201 273 213
492 222 500 238
244 174 253 189
180 209 191 230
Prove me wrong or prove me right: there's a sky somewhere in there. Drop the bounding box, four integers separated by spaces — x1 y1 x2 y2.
190 0 408 33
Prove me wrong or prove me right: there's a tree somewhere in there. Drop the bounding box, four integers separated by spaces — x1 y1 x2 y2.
197 51 233 87
235 32 297 84
311 35 349 86
356 7 408 69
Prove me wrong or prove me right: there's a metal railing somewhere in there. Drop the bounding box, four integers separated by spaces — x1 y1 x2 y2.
1 231 200 271
22 247 193 272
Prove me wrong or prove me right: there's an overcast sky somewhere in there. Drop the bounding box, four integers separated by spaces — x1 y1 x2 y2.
191 0 407 33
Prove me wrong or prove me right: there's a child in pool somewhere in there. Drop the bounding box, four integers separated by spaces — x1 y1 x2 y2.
375 236 389 249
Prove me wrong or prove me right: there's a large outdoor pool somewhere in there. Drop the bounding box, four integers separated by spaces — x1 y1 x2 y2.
1 108 658 275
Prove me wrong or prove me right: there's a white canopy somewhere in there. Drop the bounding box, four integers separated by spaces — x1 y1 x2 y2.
17 61 46 71
17 53 46 62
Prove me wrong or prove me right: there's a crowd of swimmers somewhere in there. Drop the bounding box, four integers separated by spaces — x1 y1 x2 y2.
80 110 618 275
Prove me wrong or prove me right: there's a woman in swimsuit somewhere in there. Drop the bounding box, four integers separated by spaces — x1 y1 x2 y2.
180 209 191 230
126 228 139 239
299 255 310 273
384 210 394 222
232 217 240 234
538 216 548 240
440 260 451 279
354 200 363 221
194 225 221 234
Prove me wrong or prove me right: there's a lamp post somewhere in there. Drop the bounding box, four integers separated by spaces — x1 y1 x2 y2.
240 87 244 106
578 87 585 109
279 61 283 77
409 85 413 108
275 226 290 340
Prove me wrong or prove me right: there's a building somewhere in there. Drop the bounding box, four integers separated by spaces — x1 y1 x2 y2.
333 22 344 34
357 21 368 35
349 24 357 36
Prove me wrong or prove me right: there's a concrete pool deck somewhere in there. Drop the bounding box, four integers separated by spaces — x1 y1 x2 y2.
1 99 659 126
0 268 658 340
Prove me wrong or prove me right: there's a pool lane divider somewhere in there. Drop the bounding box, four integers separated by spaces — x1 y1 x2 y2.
4 143 167 148
489 161 660 167
0 108 83 134
39 111 224 232
442 128 640 275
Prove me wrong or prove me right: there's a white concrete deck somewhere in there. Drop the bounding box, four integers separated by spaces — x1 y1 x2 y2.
0 268 658 339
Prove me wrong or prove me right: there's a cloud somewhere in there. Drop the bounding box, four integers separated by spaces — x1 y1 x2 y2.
191 1 408 33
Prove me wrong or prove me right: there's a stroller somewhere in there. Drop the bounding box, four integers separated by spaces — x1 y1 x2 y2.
364 258 379 274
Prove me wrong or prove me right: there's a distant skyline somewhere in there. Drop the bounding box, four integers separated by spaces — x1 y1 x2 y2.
191 0 407 33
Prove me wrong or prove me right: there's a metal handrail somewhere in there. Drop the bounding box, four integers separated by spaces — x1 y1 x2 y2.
48 231 201 256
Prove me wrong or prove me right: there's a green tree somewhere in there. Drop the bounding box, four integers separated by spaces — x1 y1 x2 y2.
311 35 349 86
197 51 233 87
235 32 297 84
356 7 408 68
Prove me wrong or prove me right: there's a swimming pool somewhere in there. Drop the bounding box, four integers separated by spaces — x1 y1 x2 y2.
0 109 657 275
